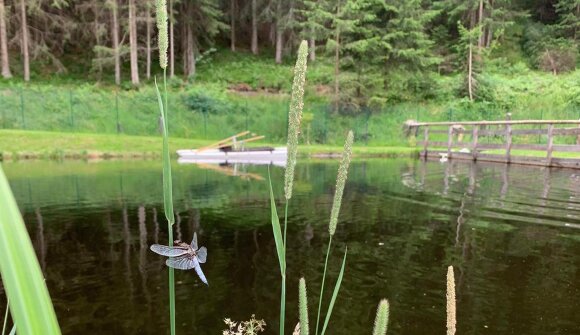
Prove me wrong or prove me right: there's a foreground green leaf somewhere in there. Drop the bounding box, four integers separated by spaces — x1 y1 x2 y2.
0 164 61 334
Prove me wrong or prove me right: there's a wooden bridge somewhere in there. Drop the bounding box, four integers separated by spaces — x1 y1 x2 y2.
406 117 580 169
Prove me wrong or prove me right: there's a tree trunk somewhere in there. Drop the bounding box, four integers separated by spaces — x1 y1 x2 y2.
309 32 315 61
275 29 283 63
334 27 340 113
169 0 175 77
129 0 139 85
275 0 283 63
20 0 29 81
485 0 494 48
477 0 484 48
184 28 196 78
251 0 258 55
146 1 151 79
0 0 12 78
112 0 121 85
230 0 236 52
94 4 102 80
468 43 473 101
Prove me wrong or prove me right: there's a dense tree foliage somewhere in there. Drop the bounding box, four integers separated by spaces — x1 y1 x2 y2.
0 0 577 106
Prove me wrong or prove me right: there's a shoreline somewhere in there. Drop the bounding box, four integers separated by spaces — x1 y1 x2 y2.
0 129 419 161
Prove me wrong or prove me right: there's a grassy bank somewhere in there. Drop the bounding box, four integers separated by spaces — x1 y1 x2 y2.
0 130 418 160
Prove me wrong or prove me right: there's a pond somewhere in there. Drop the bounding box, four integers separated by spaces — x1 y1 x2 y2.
1 159 579 334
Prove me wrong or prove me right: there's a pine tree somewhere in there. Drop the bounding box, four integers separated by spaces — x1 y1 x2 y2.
299 0 334 61
555 0 580 43
383 0 440 72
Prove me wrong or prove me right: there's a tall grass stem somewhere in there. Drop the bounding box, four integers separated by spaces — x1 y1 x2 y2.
155 72 176 335
315 238 332 335
320 247 348 335
2 299 9 335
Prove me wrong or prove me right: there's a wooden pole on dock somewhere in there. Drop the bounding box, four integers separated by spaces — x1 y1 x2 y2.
505 113 512 164
546 124 554 166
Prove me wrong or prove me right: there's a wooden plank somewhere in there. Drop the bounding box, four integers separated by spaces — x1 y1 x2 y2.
424 150 580 169
428 141 472 148
423 126 429 157
552 144 580 152
547 124 554 166
554 128 580 136
443 127 579 137
408 120 580 127
472 125 478 160
197 130 250 152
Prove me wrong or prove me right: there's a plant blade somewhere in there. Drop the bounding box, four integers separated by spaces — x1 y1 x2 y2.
320 247 348 335
267 168 286 275
0 165 61 335
155 77 174 224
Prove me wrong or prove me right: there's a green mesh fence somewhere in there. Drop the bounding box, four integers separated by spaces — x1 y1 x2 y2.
0 86 578 146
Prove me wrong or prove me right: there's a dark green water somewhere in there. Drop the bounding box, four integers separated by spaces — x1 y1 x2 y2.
1 159 580 334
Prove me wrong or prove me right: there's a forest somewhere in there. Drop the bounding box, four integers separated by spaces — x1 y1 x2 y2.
0 0 578 113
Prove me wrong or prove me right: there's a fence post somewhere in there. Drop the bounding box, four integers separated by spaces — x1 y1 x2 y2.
365 108 370 146
245 103 249 131
20 86 25 129
472 125 479 161
116 91 121 134
203 111 207 139
546 124 554 166
447 125 453 159
0 89 4 129
505 113 512 163
423 126 429 158
69 90 74 130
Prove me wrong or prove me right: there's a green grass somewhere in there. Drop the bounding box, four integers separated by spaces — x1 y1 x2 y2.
0 129 419 159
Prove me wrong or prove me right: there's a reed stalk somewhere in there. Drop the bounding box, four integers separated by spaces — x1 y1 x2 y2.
298 278 309 335
155 1 175 334
315 131 353 335
446 266 456 335
267 40 308 335
372 299 390 335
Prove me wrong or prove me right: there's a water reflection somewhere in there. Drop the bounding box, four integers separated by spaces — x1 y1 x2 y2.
1 159 579 334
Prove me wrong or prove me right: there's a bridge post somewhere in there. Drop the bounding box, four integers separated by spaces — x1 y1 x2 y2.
423 126 429 158
472 125 479 161
547 124 554 166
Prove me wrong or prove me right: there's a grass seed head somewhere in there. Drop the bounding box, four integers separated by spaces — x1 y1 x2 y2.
372 299 390 335
284 40 308 200
329 130 354 236
446 265 456 335
155 0 168 69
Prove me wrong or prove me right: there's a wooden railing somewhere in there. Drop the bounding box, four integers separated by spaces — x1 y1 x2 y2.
406 118 580 168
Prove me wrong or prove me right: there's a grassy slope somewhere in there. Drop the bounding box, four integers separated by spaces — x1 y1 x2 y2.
0 129 418 159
